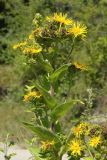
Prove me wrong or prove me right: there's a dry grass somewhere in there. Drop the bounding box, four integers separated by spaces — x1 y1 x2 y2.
0 98 32 146
0 64 33 146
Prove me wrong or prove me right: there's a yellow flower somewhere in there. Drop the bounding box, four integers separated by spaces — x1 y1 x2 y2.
13 41 27 50
52 13 73 25
79 122 91 136
89 136 102 148
68 139 84 156
72 122 90 137
73 62 88 70
41 140 55 151
68 22 87 39
22 46 42 55
23 91 41 102
72 125 83 137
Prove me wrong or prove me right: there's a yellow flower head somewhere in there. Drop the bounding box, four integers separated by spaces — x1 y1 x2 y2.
89 136 102 148
41 140 55 151
68 22 87 39
72 122 90 137
23 91 41 102
73 62 88 70
22 46 42 55
79 122 91 136
72 125 83 138
68 139 84 157
13 41 27 50
52 13 73 25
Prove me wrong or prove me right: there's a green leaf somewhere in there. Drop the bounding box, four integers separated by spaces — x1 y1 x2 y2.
51 100 83 120
37 54 54 73
39 60 54 74
54 120 62 133
83 157 94 160
35 82 57 108
50 63 70 83
38 76 50 91
28 147 44 160
23 123 61 143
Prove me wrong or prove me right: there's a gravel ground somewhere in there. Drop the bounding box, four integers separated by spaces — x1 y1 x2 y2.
0 144 32 160
0 143 84 160
0 143 68 160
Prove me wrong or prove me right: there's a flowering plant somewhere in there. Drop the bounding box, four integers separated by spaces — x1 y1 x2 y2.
13 13 107 160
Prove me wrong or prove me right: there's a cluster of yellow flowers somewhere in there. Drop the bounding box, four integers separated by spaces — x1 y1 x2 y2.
13 41 27 49
46 12 87 39
13 40 42 55
68 122 102 157
13 13 87 56
23 91 41 102
22 46 42 55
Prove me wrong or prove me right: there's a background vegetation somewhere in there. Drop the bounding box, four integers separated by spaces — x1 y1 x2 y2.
0 0 107 145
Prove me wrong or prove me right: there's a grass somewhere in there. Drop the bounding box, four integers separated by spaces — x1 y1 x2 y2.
0 100 32 145
0 63 33 146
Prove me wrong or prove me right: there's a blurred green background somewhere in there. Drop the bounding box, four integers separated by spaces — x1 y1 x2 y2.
0 0 107 144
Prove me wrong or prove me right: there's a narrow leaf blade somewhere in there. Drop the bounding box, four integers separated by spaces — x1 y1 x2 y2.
35 82 57 108
51 100 83 120
23 122 60 143
50 64 70 83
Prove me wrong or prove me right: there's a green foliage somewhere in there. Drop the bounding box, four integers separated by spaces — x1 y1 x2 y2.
50 63 70 83
1 0 107 155
51 100 82 120
34 82 57 108
23 122 61 143
83 158 93 160
15 11 95 160
37 55 54 74
1 0 107 104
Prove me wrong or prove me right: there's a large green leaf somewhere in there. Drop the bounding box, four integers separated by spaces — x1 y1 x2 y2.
35 82 57 108
24 122 61 143
50 63 70 83
51 100 83 120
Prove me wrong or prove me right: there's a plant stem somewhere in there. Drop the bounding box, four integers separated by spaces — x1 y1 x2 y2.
50 83 61 159
84 140 96 160
68 37 75 62
50 83 55 132
50 83 54 96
